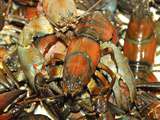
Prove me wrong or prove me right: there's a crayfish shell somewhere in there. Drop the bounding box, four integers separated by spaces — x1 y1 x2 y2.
0 90 26 114
124 8 157 83
23 6 39 20
19 15 54 47
76 11 115 43
42 0 77 26
37 34 67 63
63 37 100 94
0 112 13 120
18 46 44 92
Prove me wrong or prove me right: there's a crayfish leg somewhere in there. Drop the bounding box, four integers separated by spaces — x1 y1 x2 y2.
101 47 118 72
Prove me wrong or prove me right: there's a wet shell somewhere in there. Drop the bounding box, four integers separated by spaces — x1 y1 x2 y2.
42 0 77 26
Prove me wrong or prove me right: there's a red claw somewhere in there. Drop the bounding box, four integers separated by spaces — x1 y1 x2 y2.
0 90 26 114
0 113 13 120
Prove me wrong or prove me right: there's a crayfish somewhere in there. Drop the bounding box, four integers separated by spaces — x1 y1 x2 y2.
0 0 159 120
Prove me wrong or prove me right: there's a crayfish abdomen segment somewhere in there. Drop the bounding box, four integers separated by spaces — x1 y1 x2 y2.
124 4 158 83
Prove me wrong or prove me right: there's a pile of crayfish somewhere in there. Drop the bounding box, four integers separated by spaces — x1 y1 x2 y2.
0 0 160 119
